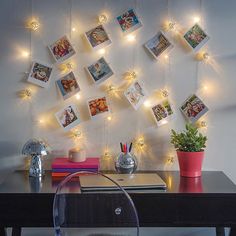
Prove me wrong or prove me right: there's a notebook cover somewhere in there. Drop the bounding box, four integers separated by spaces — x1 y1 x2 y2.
52 157 100 169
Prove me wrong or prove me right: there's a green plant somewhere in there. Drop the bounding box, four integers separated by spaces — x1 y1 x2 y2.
171 123 207 152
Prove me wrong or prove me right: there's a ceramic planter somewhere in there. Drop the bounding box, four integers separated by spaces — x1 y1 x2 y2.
177 150 204 177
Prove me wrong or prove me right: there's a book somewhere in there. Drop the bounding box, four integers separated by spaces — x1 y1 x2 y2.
51 172 92 177
52 157 100 169
52 168 98 173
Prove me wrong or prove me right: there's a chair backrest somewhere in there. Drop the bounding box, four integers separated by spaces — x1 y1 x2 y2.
53 171 140 236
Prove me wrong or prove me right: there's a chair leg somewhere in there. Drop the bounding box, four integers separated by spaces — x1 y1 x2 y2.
12 227 21 236
0 227 7 236
216 227 225 236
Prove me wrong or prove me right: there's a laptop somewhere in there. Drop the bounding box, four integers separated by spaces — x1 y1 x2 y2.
79 173 166 191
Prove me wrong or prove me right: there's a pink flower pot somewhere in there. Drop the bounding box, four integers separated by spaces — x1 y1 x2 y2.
177 150 204 177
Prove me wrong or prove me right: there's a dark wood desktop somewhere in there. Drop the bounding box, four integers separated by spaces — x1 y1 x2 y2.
0 171 236 236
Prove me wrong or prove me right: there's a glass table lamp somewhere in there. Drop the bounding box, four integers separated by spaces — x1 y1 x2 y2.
22 139 50 177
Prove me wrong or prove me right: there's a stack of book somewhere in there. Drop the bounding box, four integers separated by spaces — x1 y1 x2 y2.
51 157 100 177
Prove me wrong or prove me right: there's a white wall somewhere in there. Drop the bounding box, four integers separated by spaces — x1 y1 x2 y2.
0 0 235 235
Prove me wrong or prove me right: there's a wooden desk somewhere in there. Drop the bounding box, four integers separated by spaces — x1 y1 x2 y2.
0 171 236 236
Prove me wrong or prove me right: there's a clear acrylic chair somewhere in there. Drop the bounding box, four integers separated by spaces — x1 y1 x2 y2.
53 171 139 236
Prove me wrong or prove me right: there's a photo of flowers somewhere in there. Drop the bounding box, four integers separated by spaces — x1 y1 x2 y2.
55 104 80 131
86 57 113 84
144 31 173 60
48 35 76 63
27 61 53 88
124 80 147 110
116 9 142 34
56 71 80 100
85 25 111 50
183 23 209 51
88 97 109 118
151 99 174 126
180 94 208 123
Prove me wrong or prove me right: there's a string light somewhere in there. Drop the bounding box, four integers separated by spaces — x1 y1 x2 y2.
202 52 210 62
126 34 136 42
144 100 151 108
75 94 81 100
161 89 169 98
197 120 207 129
72 27 76 32
167 21 177 32
98 14 108 24
103 150 112 159
72 130 82 139
98 48 106 55
107 85 117 95
107 115 112 121
167 156 174 164
193 16 200 23
125 71 137 80
28 20 40 31
164 54 169 60
135 136 146 151
20 89 32 100
21 50 30 58
59 62 74 72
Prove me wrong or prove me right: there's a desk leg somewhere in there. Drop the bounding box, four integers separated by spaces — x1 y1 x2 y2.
230 227 236 236
216 227 225 236
0 227 7 236
12 227 21 236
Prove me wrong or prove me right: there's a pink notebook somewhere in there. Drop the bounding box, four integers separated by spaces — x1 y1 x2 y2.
52 157 100 169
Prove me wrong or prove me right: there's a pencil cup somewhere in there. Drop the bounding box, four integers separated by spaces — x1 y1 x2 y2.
115 152 137 174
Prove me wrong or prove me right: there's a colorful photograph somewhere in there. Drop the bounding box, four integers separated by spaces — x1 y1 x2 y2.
151 99 174 126
86 57 113 84
85 25 111 50
183 24 209 51
124 80 147 110
56 71 80 100
117 9 142 34
55 104 80 131
88 97 109 118
48 35 76 63
180 94 208 123
27 61 53 88
144 31 173 60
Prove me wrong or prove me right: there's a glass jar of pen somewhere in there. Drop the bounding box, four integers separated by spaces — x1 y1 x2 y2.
115 142 137 174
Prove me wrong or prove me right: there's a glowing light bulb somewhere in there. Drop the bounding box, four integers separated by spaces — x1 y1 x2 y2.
21 89 32 99
125 71 137 80
126 34 136 42
98 14 108 24
164 54 169 59
72 130 82 138
168 21 177 31
75 94 81 100
103 151 112 159
200 121 207 128
202 52 210 62
29 20 40 31
107 116 112 121
21 51 29 58
144 100 151 108
72 27 76 32
167 156 174 164
193 16 200 23
99 48 106 55
203 85 208 91
107 85 117 95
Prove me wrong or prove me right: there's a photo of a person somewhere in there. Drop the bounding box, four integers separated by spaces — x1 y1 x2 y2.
55 105 81 131
49 36 76 63
87 57 114 84
117 9 142 34
56 72 80 100
85 25 111 50
181 94 208 123
27 61 53 88
124 80 147 110
88 97 109 118
144 32 173 60
151 99 174 126
183 24 209 51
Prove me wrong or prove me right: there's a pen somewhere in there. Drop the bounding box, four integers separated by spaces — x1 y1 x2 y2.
129 142 133 152
120 142 123 152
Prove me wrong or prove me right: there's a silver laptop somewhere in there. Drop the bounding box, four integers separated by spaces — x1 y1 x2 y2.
79 173 166 191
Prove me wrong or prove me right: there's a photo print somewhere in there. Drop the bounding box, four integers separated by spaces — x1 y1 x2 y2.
183 23 209 51
48 35 76 63
55 104 81 131
144 31 173 60
27 61 53 88
86 57 113 84
151 99 174 126
88 96 110 118
180 94 208 123
116 9 142 34
85 25 111 50
124 80 147 110
56 71 80 100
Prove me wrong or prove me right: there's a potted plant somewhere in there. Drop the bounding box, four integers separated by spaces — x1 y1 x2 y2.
170 123 207 177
